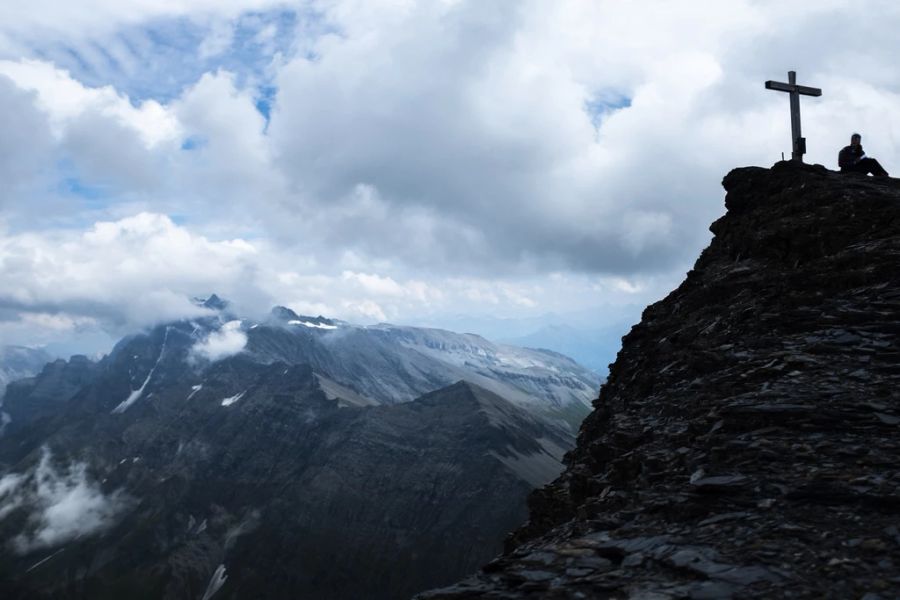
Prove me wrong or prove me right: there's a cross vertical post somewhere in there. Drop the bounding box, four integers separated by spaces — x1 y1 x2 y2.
788 72 802 161
765 71 822 163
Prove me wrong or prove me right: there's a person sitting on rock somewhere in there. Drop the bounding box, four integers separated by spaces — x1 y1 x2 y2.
839 133 889 176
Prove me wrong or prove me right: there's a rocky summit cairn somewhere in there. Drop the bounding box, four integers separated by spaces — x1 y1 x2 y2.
418 161 900 600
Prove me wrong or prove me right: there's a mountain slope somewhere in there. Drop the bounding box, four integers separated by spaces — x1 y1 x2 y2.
0 346 56 436
0 346 52 397
419 162 900 599
246 309 600 428
1 355 97 438
0 364 570 599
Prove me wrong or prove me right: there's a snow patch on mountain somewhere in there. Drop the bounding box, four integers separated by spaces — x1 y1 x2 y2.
25 547 65 573
221 391 246 407
201 564 228 600
288 320 338 330
112 328 169 414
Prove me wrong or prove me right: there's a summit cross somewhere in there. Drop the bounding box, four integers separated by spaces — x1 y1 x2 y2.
765 71 822 163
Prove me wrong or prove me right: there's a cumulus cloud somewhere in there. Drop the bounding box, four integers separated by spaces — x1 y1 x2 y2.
259 0 900 276
0 448 130 554
1 209 660 342
0 0 289 43
190 320 248 363
265 1 734 273
0 75 55 209
0 212 265 330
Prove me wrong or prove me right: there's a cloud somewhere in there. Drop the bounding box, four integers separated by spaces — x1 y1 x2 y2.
0 59 180 145
264 1 725 274
0 0 289 41
0 208 670 354
0 212 264 330
0 448 130 554
190 320 248 363
0 59 183 228
257 0 900 276
0 75 55 209
4 1 900 352
0 471 26 519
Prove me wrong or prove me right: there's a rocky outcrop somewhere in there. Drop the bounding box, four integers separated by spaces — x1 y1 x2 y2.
0 346 53 399
1 355 96 437
419 162 900 599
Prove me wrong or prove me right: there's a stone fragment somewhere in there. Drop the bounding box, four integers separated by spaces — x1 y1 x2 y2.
690 475 749 493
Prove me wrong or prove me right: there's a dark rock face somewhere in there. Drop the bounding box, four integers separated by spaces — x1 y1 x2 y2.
418 162 900 599
1 355 96 437
0 346 53 397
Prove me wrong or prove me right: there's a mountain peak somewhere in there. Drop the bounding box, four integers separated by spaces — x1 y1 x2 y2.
419 163 900 599
268 305 301 322
193 293 229 311
416 380 506 410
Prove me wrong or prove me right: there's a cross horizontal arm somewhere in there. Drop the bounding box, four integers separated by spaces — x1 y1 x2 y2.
765 80 822 96
794 84 821 97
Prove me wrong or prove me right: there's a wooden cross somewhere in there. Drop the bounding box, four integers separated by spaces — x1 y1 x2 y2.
765 71 822 162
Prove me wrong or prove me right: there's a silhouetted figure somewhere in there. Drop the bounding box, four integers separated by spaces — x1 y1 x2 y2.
839 133 889 176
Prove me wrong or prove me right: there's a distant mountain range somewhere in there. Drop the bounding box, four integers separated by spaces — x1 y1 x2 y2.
501 322 629 374
0 346 52 397
420 312 635 376
0 346 54 435
0 298 601 599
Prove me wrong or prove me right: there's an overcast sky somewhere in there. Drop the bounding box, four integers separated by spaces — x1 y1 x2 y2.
2 0 900 355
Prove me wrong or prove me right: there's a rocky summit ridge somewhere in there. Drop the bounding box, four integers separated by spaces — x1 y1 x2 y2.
419 162 900 600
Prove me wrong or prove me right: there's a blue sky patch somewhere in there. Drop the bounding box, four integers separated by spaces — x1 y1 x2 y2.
181 136 208 151
584 94 633 129
24 8 319 105
60 176 106 200
255 84 278 123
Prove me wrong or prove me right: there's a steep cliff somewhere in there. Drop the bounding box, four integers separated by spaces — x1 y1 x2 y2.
0 346 53 399
420 162 900 599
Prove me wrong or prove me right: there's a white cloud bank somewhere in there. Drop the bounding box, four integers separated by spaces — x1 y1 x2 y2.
0 210 656 347
0 448 130 554
191 320 248 363
0 212 262 329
